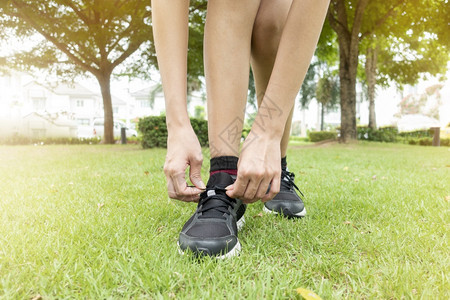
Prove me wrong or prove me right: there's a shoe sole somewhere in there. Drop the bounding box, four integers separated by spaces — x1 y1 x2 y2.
177 240 241 259
263 206 307 218
177 216 245 259
236 215 245 231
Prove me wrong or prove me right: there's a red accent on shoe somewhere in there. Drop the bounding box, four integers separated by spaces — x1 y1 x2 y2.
210 169 238 176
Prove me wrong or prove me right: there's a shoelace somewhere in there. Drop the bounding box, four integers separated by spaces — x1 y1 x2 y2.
281 170 304 197
197 186 235 219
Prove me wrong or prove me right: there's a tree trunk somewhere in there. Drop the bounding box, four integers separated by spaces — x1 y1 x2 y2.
329 0 369 143
96 72 114 144
338 41 358 142
300 108 307 137
316 101 321 131
366 45 377 130
320 103 325 131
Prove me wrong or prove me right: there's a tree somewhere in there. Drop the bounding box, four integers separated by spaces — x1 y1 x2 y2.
364 43 378 129
316 73 339 130
362 0 449 130
128 0 207 91
299 62 319 109
0 0 152 143
327 0 449 142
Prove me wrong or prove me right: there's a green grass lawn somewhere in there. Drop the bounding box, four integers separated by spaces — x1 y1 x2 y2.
0 143 448 299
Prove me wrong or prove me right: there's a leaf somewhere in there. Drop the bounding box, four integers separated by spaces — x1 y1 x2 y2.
372 175 377 180
253 213 263 218
97 203 105 210
445 196 450 202
354 178 359 182
296 288 322 300
343 166 349 171
31 295 42 300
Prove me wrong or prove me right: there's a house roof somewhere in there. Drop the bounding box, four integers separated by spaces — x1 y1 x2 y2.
53 82 97 97
23 81 127 105
131 84 162 98
23 81 97 97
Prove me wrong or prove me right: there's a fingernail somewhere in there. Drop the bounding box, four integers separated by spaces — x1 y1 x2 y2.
199 181 206 189
225 185 232 190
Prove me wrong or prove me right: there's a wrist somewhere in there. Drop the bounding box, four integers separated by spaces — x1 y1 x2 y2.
250 115 284 141
166 114 191 132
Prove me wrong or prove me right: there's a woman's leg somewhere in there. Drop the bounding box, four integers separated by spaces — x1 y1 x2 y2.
250 0 293 158
205 0 261 158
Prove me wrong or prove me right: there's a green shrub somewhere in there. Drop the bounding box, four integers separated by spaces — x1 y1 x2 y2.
357 126 398 143
308 131 337 142
242 127 251 140
138 116 208 148
190 118 209 147
408 139 417 145
441 138 450 146
418 137 433 146
398 129 433 139
406 137 449 147
289 136 310 142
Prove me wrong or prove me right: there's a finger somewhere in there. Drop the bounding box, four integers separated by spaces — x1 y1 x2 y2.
189 159 206 190
255 177 272 200
171 170 189 195
171 172 202 201
167 179 178 199
262 175 280 202
226 176 249 199
178 191 201 202
243 178 261 202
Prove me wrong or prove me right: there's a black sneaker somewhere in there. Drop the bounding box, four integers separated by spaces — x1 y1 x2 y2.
263 169 306 218
178 172 246 258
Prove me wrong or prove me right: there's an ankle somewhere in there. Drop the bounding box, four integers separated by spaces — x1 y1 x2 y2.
210 156 238 176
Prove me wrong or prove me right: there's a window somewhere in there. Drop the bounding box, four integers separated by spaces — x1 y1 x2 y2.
32 98 46 111
77 118 90 126
76 100 84 107
113 107 119 114
140 100 151 108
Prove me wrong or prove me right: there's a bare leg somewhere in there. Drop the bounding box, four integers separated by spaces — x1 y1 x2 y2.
205 0 261 158
250 0 293 158
227 0 329 202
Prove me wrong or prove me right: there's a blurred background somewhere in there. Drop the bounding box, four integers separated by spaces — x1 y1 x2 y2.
0 0 448 143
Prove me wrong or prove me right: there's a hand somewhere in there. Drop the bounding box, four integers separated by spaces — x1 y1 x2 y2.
226 131 281 203
164 127 205 202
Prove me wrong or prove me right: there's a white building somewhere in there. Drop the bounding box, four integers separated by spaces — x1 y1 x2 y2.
0 71 128 138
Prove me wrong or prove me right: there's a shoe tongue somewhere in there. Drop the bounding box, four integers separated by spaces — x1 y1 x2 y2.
206 172 235 188
199 173 236 219
200 197 228 219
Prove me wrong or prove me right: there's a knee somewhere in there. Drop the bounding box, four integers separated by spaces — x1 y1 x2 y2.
252 15 284 54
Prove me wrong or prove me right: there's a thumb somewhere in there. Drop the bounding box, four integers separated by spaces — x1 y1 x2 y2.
189 161 206 190
225 184 234 197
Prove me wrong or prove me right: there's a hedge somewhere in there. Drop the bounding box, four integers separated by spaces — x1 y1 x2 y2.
357 126 398 143
138 116 208 148
407 137 450 146
308 131 337 142
398 129 433 138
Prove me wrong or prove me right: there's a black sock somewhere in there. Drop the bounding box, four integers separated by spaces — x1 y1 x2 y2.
281 156 287 171
210 156 238 176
